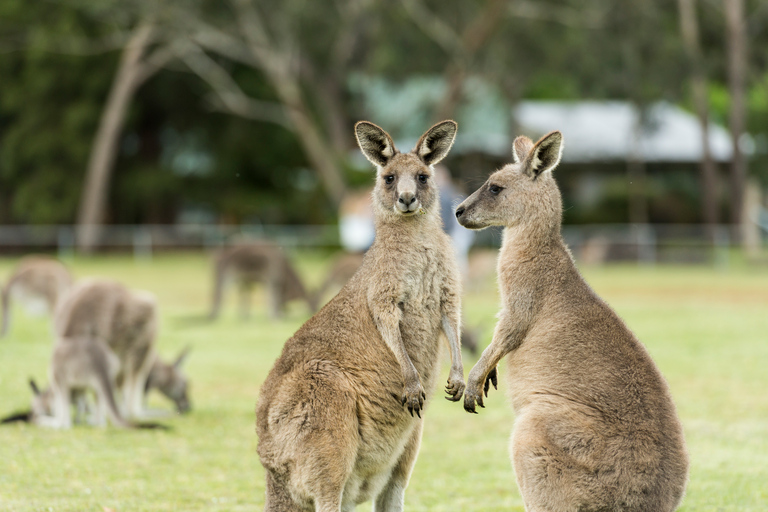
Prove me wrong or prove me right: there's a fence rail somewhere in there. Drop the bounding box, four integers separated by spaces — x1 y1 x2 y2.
0 223 763 266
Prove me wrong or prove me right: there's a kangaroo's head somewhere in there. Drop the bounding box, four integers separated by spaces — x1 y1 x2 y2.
145 347 191 414
29 378 54 419
355 120 458 222
455 131 564 232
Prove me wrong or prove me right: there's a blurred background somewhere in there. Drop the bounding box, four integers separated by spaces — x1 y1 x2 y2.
0 0 766 260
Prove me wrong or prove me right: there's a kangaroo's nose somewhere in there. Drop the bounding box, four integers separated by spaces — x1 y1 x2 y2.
398 193 416 206
455 206 465 219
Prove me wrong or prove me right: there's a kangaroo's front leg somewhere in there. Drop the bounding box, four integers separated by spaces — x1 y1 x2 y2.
372 299 425 417
464 314 527 413
441 315 465 402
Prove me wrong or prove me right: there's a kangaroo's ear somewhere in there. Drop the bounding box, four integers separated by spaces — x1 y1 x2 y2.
512 136 534 164
414 120 458 166
524 131 563 178
173 345 192 369
29 378 40 396
355 121 397 168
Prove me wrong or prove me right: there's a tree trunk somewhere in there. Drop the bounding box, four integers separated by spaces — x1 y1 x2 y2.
627 110 648 225
76 23 155 253
724 0 747 229
270 70 347 206
677 0 719 241
435 0 507 121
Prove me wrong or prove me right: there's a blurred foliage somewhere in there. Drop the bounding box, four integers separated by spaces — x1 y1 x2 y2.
0 0 767 225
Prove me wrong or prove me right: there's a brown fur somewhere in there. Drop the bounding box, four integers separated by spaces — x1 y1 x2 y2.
256 121 465 512
1 255 72 338
54 278 158 420
456 131 688 512
209 243 317 320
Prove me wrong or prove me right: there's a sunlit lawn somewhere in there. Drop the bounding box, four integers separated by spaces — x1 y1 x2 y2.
1 250 767 511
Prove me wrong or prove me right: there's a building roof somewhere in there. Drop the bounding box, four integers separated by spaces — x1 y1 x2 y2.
513 100 734 163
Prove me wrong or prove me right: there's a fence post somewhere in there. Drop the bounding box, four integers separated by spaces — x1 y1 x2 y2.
133 227 153 262
57 227 75 260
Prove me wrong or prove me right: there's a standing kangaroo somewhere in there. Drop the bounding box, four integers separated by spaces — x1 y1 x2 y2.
455 132 688 511
54 279 159 420
1 255 72 338
256 121 465 512
209 243 317 320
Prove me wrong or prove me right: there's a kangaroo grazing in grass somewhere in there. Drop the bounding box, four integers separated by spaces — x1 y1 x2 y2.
27 335 161 429
256 120 465 512
455 131 688 512
55 279 159 420
144 346 192 414
1 255 72 338
209 243 317 320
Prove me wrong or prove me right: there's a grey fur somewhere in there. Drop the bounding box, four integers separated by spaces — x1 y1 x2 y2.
1 256 72 338
209 243 317 320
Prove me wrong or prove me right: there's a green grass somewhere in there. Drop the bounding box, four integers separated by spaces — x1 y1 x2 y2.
1 251 767 511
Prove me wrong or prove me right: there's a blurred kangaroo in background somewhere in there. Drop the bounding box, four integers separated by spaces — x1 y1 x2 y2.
257 120 466 512
27 336 163 429
455 131 688 512
144 346 192 414
209 243 317 320
1 255 72 338
55 279 160 420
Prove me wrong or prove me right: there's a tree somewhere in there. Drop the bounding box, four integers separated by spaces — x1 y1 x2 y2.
677 0 720 238
724 0 748 228
77 21 175 252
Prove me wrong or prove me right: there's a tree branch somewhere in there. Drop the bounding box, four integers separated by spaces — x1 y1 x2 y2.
179 42 290 129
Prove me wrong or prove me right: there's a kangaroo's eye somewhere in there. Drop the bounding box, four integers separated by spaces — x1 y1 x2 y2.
418 174 428 184
384 175 395 185
489 184 504 195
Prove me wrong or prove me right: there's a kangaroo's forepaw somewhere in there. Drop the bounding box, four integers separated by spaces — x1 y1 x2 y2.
484 366 498 397
401 381 426 418
444 368 465 402
463 384 484 414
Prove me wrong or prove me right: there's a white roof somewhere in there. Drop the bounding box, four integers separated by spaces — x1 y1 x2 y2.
513 100 734 163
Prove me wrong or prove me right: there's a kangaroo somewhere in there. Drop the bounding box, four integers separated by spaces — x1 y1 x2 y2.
1 255 72 338
54 278 158 420
455 131 688 512
209 243 317 320
29 336 131 429
256 120 465 512
144 346 192 414
24 337 167 429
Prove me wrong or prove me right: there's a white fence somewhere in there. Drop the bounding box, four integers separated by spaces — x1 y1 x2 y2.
0 223 762 266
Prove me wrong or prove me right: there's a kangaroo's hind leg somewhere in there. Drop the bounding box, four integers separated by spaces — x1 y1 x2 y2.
374 422 423 512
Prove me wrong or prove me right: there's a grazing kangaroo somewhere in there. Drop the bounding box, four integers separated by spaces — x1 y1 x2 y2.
256 120 465 512
29 336 139 429
1 255 72 338
145 346 192 414
455 131 688 512
55 279 158 420
209 243 317 320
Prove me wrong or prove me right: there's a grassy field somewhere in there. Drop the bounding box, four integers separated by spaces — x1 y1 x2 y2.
1 251 767 511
